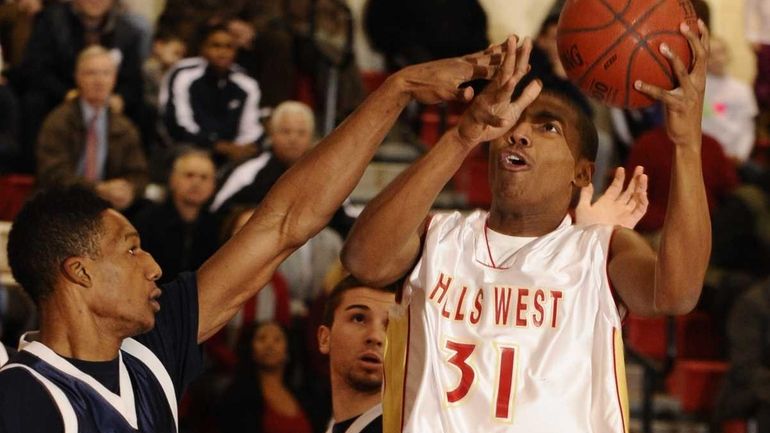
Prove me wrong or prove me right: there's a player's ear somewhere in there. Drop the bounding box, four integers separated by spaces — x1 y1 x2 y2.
572 159 594 188
317 325 331 355
62 256 93 288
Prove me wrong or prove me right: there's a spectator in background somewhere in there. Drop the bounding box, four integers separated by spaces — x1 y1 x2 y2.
132 149 219 284
227 9 296 109
715 279 770 432
35 45 148 211
626 127 738 243
745 0 770 118
160 23 263 166
702 36 758 166
316 276 399 433
16 0 144 172
364 0 487 70
211 100 355 237
143 32 186 111
217 321 317 433
155 0 265 51
0 55 20 173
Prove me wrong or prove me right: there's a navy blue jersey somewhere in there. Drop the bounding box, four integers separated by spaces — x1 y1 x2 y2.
0 272 203 433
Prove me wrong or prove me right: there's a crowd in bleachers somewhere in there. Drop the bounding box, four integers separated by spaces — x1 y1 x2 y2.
1 0 770 432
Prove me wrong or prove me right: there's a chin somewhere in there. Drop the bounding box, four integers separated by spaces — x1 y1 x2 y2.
133 315 156 336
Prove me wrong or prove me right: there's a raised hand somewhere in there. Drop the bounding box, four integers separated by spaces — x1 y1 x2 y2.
394 40 507 105
575 166 648 229
634 20 710 147
455 35 542 148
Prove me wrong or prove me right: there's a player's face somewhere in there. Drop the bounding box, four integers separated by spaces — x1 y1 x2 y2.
85 210 162 336
201 31 237 73
488 94 591 216
251 322 288 370
318 288 395 394
169 155 216 208
271 112 314 165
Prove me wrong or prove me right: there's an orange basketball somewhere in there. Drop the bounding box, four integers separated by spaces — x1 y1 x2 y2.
556 0 699 108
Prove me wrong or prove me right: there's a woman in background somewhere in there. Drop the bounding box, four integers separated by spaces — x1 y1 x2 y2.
218 321 316 433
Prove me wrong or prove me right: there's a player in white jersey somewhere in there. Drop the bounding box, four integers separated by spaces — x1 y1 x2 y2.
343 22 712 433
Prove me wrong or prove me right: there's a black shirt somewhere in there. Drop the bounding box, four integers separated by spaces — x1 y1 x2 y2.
133 201 221 283
0 272 203 432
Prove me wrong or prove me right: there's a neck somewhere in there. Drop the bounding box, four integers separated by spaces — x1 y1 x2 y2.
79 13 105 30
173 197 201 223
37 290 123 361
259 367 285 387
487 205 567 237
82 99 107 112
330 375 380 423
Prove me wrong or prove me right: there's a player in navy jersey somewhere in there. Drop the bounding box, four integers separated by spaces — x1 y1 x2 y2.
0 41 509 433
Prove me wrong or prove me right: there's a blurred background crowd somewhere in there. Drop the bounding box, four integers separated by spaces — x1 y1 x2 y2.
0 0 768 432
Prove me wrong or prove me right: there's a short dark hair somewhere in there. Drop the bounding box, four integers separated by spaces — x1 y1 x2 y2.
7 185 111 304
153 30 184 44
322 275 400 327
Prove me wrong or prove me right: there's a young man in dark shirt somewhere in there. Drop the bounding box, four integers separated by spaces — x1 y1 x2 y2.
133 149 220 283
317 276 398 433
0 40 506 432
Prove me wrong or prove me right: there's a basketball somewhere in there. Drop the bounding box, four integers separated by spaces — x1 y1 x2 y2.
556 0 699 108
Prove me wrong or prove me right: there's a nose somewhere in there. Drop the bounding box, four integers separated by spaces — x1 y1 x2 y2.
509 122 532 147
365 324 386 348
145 253 163 282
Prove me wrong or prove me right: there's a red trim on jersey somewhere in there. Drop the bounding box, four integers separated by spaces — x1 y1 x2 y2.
483 219 498 268
400 305 412 433
611 327 627 433
607 228 628 324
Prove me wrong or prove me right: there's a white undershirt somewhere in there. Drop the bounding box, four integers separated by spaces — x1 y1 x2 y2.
484 226 537 266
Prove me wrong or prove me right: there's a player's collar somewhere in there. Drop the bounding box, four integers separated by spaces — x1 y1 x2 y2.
475 213 572 270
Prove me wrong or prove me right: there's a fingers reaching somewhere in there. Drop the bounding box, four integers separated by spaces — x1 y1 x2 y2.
490 35 518 90
620 166 644 204
510 78 543 116
604 167 626 200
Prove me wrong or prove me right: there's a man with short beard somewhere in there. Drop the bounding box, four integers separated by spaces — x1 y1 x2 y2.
317 276 398 433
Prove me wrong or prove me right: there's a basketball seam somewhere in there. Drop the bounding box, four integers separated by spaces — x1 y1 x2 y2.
575 0 667 88
629 29 683 104
557 0 633 35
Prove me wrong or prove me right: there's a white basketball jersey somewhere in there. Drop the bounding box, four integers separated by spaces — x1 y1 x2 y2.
383 210 628 433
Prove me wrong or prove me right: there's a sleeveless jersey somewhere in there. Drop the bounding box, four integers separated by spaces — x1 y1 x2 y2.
0 332 178 433
383 210 628 433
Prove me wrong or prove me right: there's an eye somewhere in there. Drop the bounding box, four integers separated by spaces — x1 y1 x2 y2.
128 246 139 256
542 122 561 134
352 313 366 323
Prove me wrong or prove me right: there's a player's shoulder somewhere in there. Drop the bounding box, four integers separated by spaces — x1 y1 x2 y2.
0 366 64 432
429 209 487 229
0 364 51 396
0 365 59 413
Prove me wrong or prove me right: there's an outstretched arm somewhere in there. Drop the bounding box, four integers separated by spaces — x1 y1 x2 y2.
343 36 542 287
609 20 712 316
195 47 502 342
